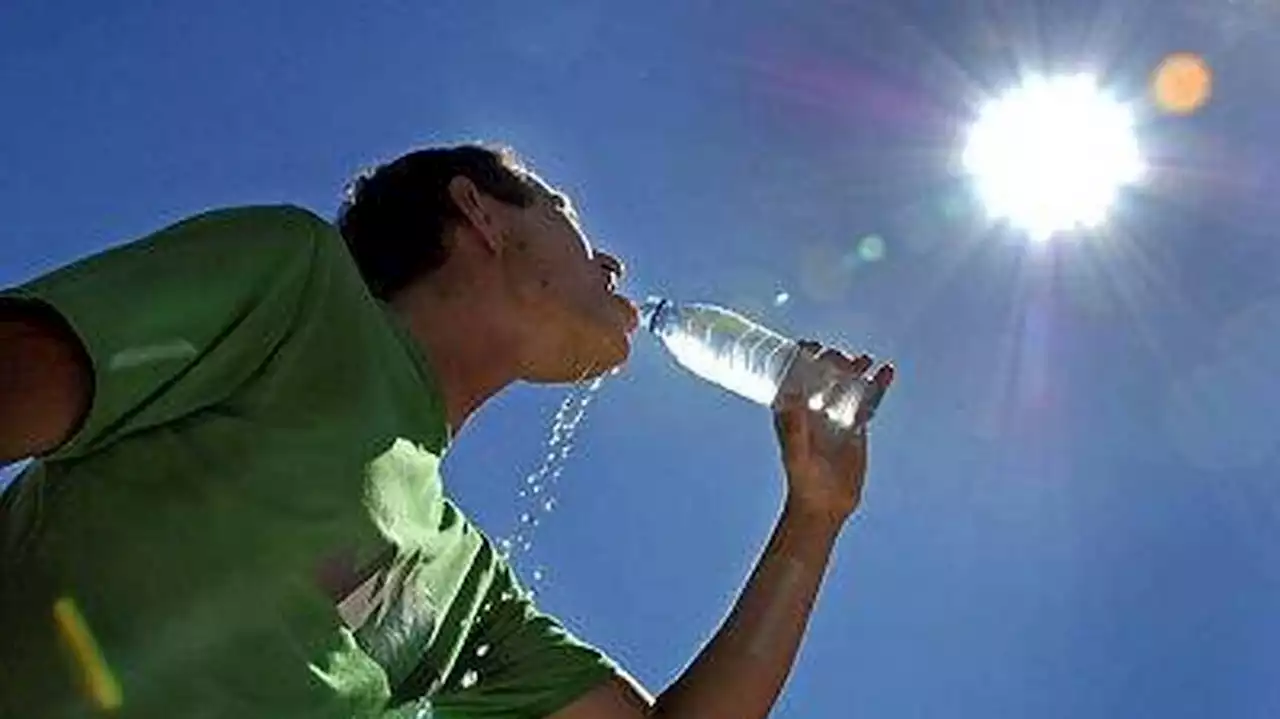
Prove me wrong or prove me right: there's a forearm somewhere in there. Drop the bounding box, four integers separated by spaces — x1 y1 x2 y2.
652 500 843 719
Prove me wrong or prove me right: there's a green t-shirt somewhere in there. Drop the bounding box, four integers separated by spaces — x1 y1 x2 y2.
0 205 618 718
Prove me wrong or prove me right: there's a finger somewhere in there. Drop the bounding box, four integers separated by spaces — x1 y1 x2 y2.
796 339 824 358
871 363 895 388
773 393 811 454
821 349 873 378
851 423 868 447
852 365 895 428
782 340 828 399
772 388 797 415
773 390 811 426
833 420 867 471
848 353 874 377
805 342 873 378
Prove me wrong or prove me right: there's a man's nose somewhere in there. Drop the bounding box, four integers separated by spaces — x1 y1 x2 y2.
596 252 626 282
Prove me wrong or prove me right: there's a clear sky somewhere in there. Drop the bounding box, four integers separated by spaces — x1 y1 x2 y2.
2 1 1278 716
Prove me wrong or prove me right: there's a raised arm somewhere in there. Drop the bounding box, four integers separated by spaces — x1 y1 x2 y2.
554 347 896 719
0 299 92 465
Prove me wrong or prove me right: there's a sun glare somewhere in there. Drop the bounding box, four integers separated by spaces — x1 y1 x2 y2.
962 74 1144 241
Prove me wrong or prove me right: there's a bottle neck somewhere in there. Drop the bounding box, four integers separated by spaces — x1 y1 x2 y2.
637 297 670 334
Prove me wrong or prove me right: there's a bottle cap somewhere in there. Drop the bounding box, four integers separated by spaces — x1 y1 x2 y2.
637 296 669 333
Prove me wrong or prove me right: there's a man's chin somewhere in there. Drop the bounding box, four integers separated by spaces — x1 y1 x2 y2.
578 335 631 380
524 336 631 385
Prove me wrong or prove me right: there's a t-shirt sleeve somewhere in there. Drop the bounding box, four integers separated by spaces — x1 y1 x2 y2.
430 560 621 719
0 205 333 462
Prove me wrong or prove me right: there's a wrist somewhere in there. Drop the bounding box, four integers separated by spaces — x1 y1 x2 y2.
780 497 846 545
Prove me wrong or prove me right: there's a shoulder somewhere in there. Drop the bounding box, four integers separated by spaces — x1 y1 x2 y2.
167 204 339 245
146 204 354 283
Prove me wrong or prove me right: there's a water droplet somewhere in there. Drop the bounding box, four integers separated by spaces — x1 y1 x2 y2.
476 644 491 658
501 377 613 577
532 568 545 582
501 591 514 602
460 670 479 689
774 290 791 306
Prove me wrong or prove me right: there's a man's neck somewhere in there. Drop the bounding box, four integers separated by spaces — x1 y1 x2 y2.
389 281 522 436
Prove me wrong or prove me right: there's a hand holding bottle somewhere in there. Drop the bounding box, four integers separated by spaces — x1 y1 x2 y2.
772 342 895 526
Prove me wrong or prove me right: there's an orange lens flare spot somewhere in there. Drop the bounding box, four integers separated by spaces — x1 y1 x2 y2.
1152 53 1212 115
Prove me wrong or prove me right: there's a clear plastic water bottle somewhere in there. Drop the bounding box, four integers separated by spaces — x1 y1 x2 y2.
638 296 884 430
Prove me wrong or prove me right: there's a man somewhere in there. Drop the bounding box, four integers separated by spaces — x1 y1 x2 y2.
0 144 894 718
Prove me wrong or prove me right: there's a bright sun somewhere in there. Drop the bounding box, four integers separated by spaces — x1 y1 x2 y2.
962 74 1144 241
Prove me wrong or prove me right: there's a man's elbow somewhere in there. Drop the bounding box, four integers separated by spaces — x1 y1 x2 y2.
0 300 92 465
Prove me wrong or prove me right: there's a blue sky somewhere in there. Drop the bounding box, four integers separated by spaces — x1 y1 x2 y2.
3 1 1279 716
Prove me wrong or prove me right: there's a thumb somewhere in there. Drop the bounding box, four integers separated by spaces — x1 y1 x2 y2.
773 392 811 458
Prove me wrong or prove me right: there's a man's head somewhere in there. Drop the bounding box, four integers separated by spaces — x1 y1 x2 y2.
337 144 638 383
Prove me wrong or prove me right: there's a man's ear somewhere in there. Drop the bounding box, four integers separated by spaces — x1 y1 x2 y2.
447 175 505 254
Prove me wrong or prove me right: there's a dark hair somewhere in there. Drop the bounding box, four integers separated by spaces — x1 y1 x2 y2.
336 144 538 300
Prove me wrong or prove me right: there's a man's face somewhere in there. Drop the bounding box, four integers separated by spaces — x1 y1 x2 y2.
498 177 638 383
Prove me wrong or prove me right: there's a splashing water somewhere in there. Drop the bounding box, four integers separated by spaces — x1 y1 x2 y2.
460 670 480 690
443 371 618 700
496 369 618 586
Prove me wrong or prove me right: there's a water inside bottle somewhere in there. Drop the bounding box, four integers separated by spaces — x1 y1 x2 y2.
641 298 796 406
640 297 879 430
660 329 794 406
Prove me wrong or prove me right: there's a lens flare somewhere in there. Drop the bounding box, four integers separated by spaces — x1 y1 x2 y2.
1152 53 1212 115
53 597 123 711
